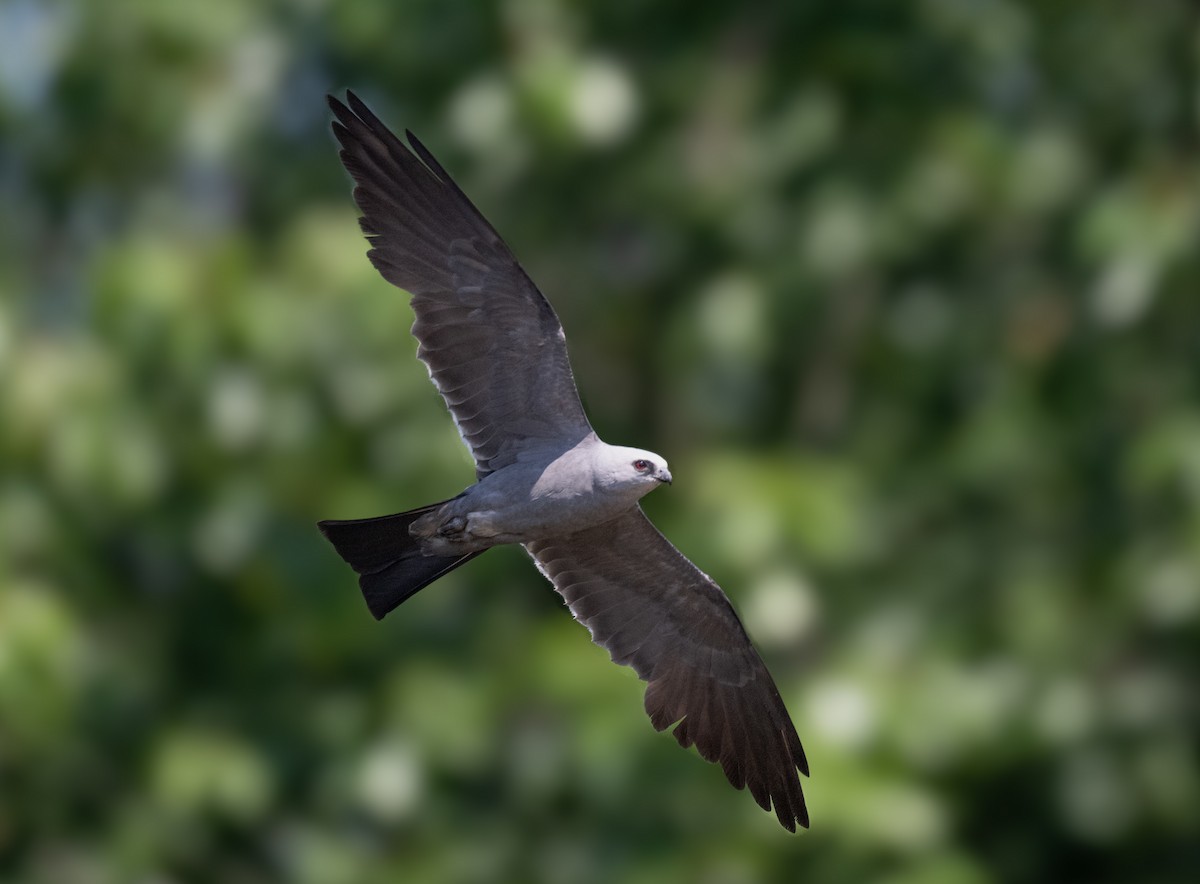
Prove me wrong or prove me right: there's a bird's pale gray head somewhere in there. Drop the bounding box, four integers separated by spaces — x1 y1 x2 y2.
596 445 672 499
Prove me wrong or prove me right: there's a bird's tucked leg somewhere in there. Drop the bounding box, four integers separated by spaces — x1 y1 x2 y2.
410 508 460 541
409 507 498 554
436 515 467 537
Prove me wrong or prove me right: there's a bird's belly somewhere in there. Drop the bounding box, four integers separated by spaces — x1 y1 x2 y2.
416 487 629 555
468 492 627 543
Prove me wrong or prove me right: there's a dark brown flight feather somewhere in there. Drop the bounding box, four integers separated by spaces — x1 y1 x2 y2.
328 92 593 478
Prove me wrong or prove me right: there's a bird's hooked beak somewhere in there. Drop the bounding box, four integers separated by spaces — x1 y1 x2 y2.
656 467 673 486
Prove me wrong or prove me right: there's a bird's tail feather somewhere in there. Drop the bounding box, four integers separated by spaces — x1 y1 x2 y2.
318 502 483 620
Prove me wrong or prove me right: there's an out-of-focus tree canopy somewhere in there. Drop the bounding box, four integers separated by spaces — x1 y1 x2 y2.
1 1 1198 882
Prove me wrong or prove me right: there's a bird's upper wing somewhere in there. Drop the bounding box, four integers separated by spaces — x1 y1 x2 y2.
329 92 593 477
525 508 809 831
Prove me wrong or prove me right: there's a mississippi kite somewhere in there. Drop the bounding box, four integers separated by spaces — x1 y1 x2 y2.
319 92 809 831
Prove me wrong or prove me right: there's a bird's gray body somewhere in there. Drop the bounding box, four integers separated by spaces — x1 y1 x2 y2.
413 435 672 554
319 91 810 831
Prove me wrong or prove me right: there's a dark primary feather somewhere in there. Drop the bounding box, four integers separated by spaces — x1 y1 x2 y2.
327 92 593 478
526 509 810 831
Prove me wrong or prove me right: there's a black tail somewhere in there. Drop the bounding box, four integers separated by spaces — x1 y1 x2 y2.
318 502 484 620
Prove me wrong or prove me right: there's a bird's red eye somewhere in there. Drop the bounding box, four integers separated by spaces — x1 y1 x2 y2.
633 459 651 473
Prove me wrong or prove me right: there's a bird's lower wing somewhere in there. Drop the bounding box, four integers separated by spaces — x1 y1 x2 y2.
525 508 809 831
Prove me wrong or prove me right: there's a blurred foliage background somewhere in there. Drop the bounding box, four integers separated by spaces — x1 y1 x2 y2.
1 0 1198 882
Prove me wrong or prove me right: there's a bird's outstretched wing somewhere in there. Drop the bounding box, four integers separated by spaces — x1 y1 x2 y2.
328 92 593 477
525 509 810 831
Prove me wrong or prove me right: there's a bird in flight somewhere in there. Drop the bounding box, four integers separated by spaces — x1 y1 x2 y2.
319 91 809 831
